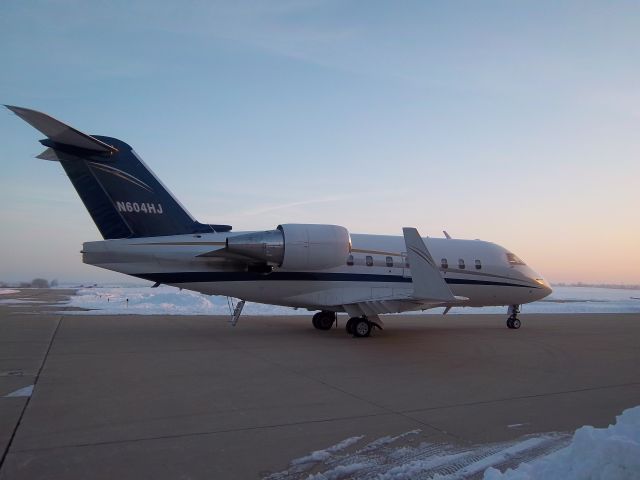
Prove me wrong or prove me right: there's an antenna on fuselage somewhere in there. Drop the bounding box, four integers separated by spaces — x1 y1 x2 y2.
443 230 452 239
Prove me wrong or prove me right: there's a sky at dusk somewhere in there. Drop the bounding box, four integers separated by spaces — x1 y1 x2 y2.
1 1 638 284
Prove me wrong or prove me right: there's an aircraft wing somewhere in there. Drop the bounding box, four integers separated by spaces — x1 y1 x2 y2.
335 227 468 317
402 227 467 303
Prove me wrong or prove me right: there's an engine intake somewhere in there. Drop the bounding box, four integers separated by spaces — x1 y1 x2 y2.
226 224 351 270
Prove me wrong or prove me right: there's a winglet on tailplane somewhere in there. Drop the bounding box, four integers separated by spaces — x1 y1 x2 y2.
402 227 467 303
6 105 232 239
6 105 119 154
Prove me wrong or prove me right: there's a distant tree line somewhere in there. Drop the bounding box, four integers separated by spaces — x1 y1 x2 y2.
0 278 58 288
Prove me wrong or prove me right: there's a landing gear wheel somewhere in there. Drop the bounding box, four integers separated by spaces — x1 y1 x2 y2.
312 311 335 330
506 305 521 330
353 318 372 338
346 317 358 335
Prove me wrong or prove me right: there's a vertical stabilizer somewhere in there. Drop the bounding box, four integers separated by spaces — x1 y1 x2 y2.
7 105 231 238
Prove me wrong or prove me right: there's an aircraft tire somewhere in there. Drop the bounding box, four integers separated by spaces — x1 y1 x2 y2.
353 318 371 338
346 317 357 335
312 312 321 329
506 318 513 329
511 318 521 329
315 311 335 330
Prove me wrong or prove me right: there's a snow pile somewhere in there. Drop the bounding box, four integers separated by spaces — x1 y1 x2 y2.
292 436 364 465
63 285 640 316
58 284 640 316
0 289 19 295
267 407 640 479
64 286 296 315
265 430 570 480
447 286 640 314
0 299 46 304
530 286 640 314
484 406 640 480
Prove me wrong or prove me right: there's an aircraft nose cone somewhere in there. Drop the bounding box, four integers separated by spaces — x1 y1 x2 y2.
534 278 552 300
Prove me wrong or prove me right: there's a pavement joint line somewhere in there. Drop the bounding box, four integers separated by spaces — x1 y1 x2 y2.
12 378 640 454
46 346 244 357
13 411 401 453
282 369 456 440
10 338 458 454
400 380 640 415
0 315 64 470
204 342 460 441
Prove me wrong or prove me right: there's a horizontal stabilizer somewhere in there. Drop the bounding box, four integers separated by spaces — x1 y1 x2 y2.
6 105 118 154
403 227 457 302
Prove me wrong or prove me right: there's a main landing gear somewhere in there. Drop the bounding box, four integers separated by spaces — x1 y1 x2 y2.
506 304 521 329
312 311 336 330
312 312 380 337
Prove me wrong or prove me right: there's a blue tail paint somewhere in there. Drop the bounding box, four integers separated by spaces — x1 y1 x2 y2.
52 136 231 239
6 105 231 239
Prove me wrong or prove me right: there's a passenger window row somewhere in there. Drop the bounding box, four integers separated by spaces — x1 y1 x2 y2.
347 255 483 270
441 258 482 270
346 255 396 267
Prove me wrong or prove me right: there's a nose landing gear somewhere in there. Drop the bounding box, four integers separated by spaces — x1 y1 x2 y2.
506 304 521 329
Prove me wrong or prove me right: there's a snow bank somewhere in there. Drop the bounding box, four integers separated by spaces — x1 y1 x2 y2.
292 436 364 465
484 406 640 480
63 285 640 316
266 431 568 480
63 286 296 315
267 406 640 479
0 299 46 304
0 289 19 295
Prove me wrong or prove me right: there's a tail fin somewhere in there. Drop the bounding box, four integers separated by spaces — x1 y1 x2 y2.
7 106 231 239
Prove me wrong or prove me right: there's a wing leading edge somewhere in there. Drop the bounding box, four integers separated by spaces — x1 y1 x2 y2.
337 227 468 316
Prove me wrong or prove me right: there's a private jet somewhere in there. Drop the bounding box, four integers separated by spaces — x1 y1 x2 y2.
7 106 552 336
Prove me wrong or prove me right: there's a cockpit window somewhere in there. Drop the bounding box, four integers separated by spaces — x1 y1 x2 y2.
506 253 526 266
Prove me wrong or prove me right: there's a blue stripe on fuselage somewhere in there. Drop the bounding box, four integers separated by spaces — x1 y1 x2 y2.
133 271 540 289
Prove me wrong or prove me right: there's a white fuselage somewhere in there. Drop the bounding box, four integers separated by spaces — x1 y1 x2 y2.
82 231 551 313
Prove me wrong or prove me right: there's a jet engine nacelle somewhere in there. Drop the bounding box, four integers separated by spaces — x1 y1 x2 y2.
279 223 351 270
226 224 351 270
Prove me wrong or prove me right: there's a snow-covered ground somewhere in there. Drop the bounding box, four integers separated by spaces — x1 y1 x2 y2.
63 286 290 315
485 406 640 479
264 406 640 479
0 289 19 295
0 299 47 304
57 285 640 315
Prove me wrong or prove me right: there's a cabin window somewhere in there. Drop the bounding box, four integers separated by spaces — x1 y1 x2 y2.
458 258 465 269
386 256 393 267
475 259 482 270
441 258 448 269
346 254 354 266
366 255 374 267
